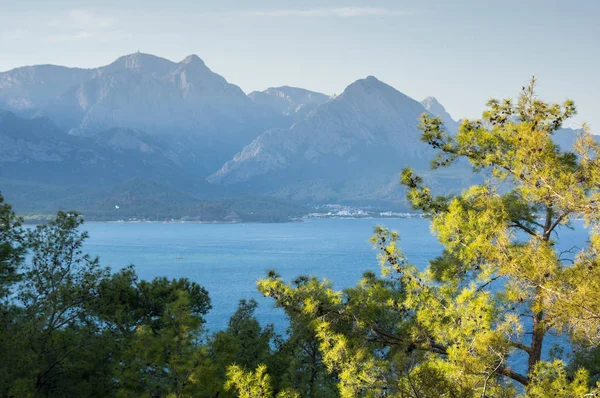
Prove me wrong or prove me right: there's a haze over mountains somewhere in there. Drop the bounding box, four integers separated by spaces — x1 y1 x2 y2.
0 52 291 174
1 53 270 135
0 53 592 220
208 76 471 203
248 86 331 122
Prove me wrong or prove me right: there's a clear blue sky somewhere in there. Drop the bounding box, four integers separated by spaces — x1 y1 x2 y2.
1 0 598 130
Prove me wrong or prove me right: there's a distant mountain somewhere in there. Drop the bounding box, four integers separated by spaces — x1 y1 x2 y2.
249 86 331 121
0 65 92 113
208 76 472 204
0 109 189 187
0 109 306 221
62 54 264 135
552 128 597 151
0 53 289 174
0 109 221 215
4 54 595 216
13 177 306 222
0 53 276 135
421 96 459 134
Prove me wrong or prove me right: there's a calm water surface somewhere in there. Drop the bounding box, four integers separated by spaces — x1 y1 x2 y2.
82 218 440 330
81 218 589 334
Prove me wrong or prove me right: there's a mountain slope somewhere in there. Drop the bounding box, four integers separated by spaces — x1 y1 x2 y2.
49 53 281 137
0 109 215 205
0 109 307 221
552 128 597 151
249 86 330 121
208 76 471 204
0 65 92 113
421 96 459 134
0 53 289 174
11 176 307 222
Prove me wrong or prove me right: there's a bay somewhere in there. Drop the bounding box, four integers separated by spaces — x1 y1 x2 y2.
82 218 441 331
81 218 589 335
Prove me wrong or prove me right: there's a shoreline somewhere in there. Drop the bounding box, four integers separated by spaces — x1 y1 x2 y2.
20 214 426 225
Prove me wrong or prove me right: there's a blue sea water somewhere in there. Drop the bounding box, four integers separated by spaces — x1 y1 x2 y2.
81 218 590 336
81 218 442 331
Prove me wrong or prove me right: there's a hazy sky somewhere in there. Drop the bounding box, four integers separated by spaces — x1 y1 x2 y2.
1 0 598 129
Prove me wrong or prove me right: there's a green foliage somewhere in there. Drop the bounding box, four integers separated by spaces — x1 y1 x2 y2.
226 364 300 398
0 208 217 397
226 364 274 398
203 299 275 397
401 78 600 393
0 193 25 298
259 268 423 397
93 269 212 396
270 302 337 397
527 360 595 397
117 290 208 397
0 201 328 397
13 211 109 395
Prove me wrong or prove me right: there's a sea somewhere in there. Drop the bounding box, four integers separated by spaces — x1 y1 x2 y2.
82 218 439 331
81 217 590 334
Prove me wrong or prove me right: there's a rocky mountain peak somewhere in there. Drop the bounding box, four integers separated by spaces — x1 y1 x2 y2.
340 76 413 104
172 54 213 79
99 52 175 76
420 96 458 133
180 54 206 66
248 86 330 118
331 76 427 128
421 96 450 116
208 76 435 188
421 96 441 108
344 75 384 91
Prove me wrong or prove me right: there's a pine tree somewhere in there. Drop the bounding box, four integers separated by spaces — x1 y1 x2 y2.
258 79 600 397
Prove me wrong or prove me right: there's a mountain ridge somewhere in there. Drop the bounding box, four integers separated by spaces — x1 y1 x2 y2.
248 86 331 121
421 96 459 134
208 76 464 203
0 52 293 174
2 53 596 218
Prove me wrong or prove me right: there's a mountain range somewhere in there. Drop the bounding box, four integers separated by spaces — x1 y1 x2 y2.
1 53 269 135
208 76 473 203
0 53 292 174
0 53 593 220
248 86 331 122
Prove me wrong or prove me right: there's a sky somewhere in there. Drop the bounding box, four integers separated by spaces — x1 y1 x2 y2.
0 0 598 130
